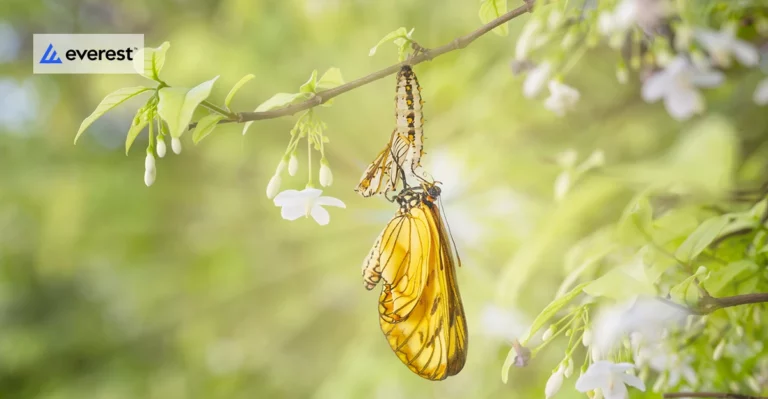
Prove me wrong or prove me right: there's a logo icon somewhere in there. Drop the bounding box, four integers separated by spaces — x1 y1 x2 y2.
39 43 62 64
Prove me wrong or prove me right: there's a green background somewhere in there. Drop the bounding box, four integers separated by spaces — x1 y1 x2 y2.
0 0 766 398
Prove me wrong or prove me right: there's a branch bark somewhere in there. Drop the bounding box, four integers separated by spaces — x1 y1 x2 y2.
664 392 767 399
231 2 533 123
697 292 768 314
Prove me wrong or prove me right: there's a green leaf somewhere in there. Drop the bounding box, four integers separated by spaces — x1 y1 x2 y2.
675 215 730 263
316 68 344 91
702 260 757 296
192 114 226 144
125 106 151 154
670 266 709 304
134 42 170 81
299 70 318 93
583 268 656 299
157 76 219 138
369 27 411 56
479 0 509 36
616 194 653 245
651 208 700 245
224 73 255 110
75 86 153 143
501 282 590 383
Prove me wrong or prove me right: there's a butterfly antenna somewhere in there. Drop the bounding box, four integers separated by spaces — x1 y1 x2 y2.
437 196 462 267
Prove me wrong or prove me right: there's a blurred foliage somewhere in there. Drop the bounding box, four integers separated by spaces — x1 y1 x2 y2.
0 0 767 398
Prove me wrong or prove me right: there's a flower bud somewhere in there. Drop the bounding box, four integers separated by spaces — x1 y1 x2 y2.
156 138 167 158
171 137 182 154
288 154 299 176
616 63 629 84
542 325 555 341
545 366 565 399
319 160 333 187
582 328 592 347
144 153 156 187
564 358 574 378
266 175 281 199
275 159 287 176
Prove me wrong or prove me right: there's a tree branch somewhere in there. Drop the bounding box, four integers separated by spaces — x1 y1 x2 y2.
664 393 767 399
232 1 534 123
697 292 768 314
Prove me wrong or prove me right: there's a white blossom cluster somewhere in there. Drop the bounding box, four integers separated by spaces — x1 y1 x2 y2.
515 0 767 120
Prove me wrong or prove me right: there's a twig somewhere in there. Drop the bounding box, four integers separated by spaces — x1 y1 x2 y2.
697 293 768 314
228 2 533 123
664 392 767 399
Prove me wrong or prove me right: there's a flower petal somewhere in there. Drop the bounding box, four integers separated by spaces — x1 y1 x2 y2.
280 204 305 221
620 373 646 391
731 39 759 67
664 86 703 121
523 62 552 98
575 371 604 392
754 78 768 105
690 71 724 88
274 189 303 206
641 73 667 102
610 363 636 372
311 205 330 225
603 379 629 399
316 196 346 208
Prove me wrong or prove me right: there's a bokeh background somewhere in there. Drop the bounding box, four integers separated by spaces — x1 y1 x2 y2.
1 0 767 398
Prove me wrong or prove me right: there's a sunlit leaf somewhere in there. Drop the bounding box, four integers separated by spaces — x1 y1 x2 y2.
133 42 170 81
316 68 344 91
479 0 509 36
675 215 730 263
157 76 219 138
583 268 656 299
75 86 153 143
224 73 255 110
125 106 151 155
669 266 709 304
254 92 308 112
616 194 652 245
369 27 412 56
299 70 318 93
192 114 226 144
702 260 757 295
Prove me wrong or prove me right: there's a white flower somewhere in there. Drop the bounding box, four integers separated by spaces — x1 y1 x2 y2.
273 188 345 225
641 55 724 120
266 175 281 199
288 154 299 176
695 26 759 68
545 366 565 398
635 340 698 388
171 137 182 154
156 138 167 158
576 361 645 399
754 78 768 105
544 80 580 116
592 296 689 355
599 0 671 35
319 161 333 187
144 153 156 187
515 20 543 61
523 62 552 98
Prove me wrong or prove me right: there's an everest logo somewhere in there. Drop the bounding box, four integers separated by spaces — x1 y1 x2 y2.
39 43 63 64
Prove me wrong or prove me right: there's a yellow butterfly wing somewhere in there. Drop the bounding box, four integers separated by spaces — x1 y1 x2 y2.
362 192 468 380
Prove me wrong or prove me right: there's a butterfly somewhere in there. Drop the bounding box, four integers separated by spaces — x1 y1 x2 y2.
361 182 468 380
355 65 426 198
